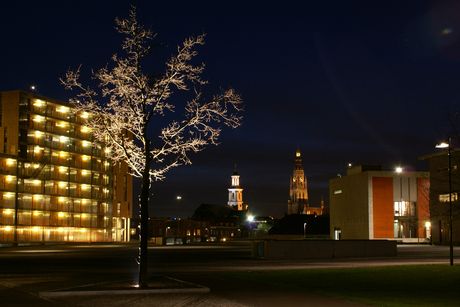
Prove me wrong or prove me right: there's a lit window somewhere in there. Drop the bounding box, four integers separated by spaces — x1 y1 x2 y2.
333 189 342 195
57 107 69 113
439 193 458 202
33 99 44 106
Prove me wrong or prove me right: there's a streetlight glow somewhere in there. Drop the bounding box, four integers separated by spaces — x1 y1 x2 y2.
436 142 449 148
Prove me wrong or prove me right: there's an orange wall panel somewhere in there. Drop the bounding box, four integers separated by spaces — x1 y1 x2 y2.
417 177 430 238
373 177 394 238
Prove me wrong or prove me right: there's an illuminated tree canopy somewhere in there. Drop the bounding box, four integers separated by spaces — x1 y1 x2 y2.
61 7 243 288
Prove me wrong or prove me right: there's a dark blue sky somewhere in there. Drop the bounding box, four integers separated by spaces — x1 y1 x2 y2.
2 1 460 218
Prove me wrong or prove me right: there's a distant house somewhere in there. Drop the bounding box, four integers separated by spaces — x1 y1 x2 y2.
191 203 248 241
147 218 210 245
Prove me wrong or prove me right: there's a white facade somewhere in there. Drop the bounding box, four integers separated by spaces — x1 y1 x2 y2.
228 170 246 210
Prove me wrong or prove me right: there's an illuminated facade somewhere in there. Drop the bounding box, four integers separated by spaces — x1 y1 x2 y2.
287 147 324 215
329 165 430 242
228 168 247 210
0 90 132 244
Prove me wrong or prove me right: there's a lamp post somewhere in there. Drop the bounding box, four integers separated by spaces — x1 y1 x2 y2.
176 196 181 244
436 137 454 266
396 167 403 238
304 222 307 239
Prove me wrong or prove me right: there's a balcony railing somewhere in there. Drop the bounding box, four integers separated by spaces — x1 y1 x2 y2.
0 166 16 175
0 200 15 209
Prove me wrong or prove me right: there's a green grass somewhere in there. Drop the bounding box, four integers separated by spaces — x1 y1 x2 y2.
223 265 460 307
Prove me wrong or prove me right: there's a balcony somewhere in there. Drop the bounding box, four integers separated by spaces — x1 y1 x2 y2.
0 165 16 175
18 182 44 194
0 199 15 209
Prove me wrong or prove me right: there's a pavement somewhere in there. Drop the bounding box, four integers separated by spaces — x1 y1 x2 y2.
1 272 370 307
2 275 370 307
1 243 458 307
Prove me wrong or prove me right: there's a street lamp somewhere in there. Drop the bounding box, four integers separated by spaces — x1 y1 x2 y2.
436 137 454 266
304 222 307 239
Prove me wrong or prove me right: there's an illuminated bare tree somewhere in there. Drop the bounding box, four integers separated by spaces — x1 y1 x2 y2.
61 8 243 288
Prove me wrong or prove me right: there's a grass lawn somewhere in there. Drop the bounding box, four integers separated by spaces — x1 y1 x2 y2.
223 265 460 307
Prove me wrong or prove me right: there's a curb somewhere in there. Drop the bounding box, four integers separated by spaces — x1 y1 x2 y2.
39 276 210 297
40 286 210 297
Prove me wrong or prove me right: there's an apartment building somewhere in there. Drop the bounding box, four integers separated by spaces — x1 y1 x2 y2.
0 90 132 244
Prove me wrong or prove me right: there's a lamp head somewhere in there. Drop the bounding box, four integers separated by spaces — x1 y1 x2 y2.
436 142 449 148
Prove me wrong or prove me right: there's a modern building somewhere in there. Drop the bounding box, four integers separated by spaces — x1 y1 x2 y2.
287 147 324 215
0 90 132 244
112 159 133 241
420 150 460 246
329 164 430 242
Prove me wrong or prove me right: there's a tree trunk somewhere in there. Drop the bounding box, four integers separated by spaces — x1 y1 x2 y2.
138 140 151 288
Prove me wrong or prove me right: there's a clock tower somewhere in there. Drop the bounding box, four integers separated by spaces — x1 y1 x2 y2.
228 166 247 210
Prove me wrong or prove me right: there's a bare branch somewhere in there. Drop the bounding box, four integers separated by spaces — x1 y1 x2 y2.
61 7 243 184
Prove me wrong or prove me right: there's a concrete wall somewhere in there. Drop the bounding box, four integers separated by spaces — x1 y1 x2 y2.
252 240 397 260
329 172 371 239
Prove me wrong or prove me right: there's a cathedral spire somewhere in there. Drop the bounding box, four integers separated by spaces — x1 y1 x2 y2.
295 146 303 170
288 147 308 214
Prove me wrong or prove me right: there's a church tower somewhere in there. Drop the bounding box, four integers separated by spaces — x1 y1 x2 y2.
287 147 309 215
228 166 247 210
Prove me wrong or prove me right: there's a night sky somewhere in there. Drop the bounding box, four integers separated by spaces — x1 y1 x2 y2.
2 1 460 219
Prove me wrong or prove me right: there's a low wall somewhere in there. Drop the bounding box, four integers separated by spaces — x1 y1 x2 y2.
251 239 397 260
